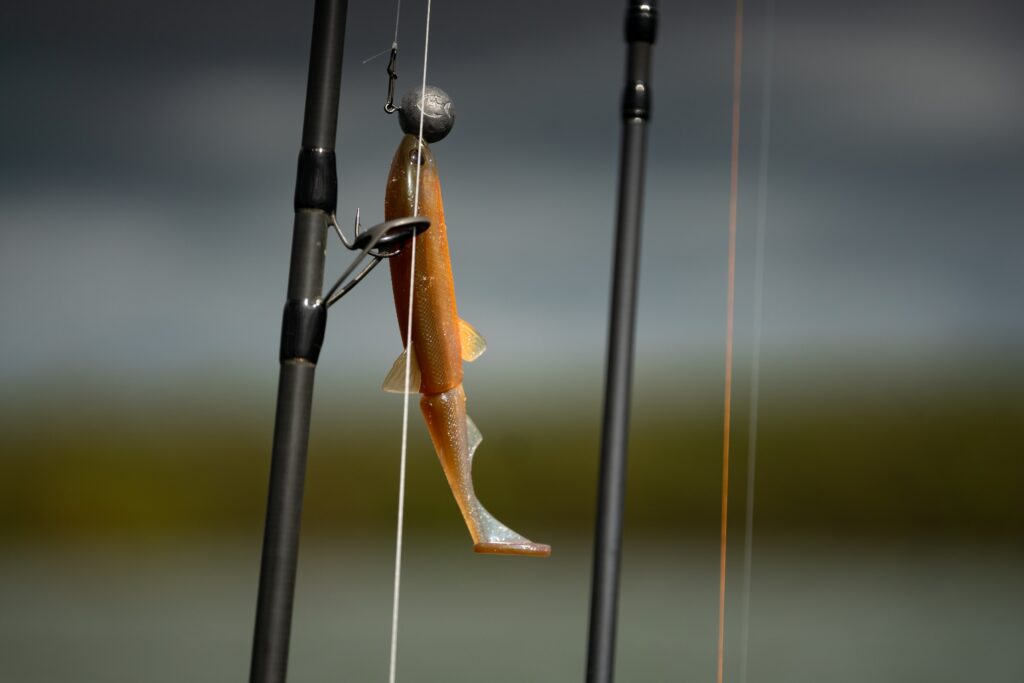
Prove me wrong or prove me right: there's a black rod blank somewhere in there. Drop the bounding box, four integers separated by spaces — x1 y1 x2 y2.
585 2 657 682
249 2 347 682
301 0 346 152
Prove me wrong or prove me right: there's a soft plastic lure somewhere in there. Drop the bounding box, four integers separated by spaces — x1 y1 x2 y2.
383 133 550 557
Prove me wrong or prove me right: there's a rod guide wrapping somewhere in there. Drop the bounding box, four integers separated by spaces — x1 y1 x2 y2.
293 148 338 213
279 298 327 363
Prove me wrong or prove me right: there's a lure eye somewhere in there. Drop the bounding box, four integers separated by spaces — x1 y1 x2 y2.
408 149 426 166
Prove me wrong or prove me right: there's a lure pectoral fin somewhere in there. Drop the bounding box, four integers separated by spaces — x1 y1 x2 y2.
458 319 486 362
382 348 422 394
381 318 481 392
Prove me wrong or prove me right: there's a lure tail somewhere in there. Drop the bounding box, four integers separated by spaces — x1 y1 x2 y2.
420 386 551 557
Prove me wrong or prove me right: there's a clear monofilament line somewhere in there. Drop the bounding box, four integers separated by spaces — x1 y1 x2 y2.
738 1 775 681
361 0 403 65
393 0 402 45
388 1 431 681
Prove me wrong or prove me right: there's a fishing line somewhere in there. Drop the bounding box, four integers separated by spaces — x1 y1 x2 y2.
388 1 431 681
362 0 402 63
362 47 395 65
393 0 402 45
718 0 745 681
737 2 775 681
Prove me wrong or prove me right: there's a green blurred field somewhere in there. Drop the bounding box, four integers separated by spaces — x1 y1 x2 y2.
2 354 1020 543
1 354 1022 681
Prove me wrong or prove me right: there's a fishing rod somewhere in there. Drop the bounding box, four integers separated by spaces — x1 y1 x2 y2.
585 1 657 682
249 2 654 680
249 2 427 681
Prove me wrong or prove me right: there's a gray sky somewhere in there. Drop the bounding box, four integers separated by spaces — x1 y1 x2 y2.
1 0 1022 391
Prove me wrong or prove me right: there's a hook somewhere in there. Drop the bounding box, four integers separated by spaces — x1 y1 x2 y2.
324 212 430 307
384 43 399 114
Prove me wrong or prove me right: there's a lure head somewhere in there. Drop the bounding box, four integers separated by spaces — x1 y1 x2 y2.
388 133 438 211
398 85 455 143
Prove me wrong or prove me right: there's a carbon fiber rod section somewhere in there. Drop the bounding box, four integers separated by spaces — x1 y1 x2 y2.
585 2 657 682
249 0 347 681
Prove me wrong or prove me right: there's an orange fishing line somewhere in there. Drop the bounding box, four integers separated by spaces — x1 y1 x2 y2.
718 0 745 681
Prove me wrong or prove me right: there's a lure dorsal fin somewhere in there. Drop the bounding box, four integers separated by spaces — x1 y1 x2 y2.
459 319 487 362
382 348 422 394
466 414 483 461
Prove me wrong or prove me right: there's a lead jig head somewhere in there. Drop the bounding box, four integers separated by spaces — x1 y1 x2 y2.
397 85 455 143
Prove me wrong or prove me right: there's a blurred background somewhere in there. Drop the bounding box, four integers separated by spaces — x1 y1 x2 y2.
1 0 1022 681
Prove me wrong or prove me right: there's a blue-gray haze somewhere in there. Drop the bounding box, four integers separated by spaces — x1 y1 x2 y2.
1 0 1022 392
